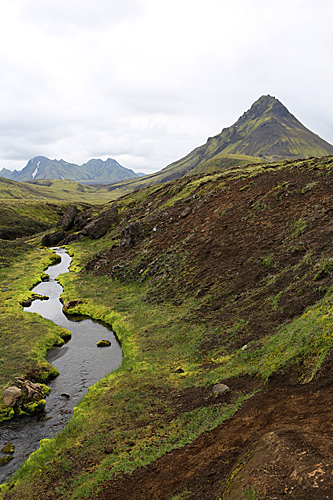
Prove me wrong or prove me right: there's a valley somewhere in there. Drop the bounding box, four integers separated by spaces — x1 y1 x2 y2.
0 153 333 499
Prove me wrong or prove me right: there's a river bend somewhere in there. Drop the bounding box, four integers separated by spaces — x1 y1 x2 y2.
0 248 122 483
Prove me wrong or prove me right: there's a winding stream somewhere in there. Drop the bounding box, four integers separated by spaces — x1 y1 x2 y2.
0 248 122 483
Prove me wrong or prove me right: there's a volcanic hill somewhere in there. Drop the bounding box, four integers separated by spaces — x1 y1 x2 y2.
167 94 333 175
103 95 333 197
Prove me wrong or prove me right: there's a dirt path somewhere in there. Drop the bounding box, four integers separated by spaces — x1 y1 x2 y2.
98 355 333 500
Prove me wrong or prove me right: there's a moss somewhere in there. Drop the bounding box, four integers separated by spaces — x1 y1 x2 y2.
0 406 15 424
18 399 46 416
0 455 14 466
1 443 15 454
96 340 111 347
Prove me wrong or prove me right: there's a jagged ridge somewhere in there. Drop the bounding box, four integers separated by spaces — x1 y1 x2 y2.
0 156 140 183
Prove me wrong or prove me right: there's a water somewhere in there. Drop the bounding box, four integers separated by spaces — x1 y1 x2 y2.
0 248 122 483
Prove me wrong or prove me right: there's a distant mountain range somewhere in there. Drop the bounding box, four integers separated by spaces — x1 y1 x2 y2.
0 156 142 183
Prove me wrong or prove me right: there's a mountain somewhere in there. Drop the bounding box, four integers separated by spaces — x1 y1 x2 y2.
0 156 140 183
163 94 333 176
95 95 333 198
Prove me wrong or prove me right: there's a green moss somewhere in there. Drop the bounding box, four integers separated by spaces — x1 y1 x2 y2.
0 406 15 423
1 443 15 454
96 340 111 347
18 399 46 416
0 455 13 466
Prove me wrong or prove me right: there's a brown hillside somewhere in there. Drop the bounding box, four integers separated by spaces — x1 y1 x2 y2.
83 157 333 499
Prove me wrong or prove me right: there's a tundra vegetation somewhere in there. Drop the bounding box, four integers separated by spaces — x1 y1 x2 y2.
0 156 333 499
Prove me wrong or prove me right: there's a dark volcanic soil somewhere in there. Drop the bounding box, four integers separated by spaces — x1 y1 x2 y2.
98 353 333 499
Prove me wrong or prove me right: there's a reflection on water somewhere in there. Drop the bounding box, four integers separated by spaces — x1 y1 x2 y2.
0 248 122 483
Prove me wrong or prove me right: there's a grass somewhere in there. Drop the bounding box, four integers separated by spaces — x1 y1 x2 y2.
0 177 117 204
242 486 264 499
0 243 71 421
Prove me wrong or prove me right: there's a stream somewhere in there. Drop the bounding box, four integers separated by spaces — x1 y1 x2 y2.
0 248 122 484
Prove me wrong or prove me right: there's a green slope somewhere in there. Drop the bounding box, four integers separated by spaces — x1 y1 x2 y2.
0 177 118 203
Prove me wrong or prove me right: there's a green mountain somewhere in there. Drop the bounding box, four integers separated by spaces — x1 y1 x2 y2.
101 95 333 198
164 94 333 175
0 156 140 183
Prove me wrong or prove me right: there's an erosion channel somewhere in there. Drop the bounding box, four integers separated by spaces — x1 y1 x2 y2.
0 247 123 483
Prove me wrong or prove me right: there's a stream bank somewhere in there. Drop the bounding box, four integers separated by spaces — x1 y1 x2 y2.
0 248 122 484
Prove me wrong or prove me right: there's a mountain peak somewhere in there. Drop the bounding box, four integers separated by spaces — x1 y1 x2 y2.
236 95 290 125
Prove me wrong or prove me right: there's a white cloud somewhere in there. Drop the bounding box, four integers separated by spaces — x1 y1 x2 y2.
0 0 333 173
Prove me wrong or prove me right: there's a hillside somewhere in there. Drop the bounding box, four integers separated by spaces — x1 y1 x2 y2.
1 156 333 499
0 156 140 183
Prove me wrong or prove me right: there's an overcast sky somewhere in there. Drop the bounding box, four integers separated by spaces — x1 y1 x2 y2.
1 0 333 173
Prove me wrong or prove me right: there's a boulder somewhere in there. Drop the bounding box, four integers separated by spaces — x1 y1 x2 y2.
15 378 43 400
212 383 230 395
120 221 145 250
80 217 109 239
42 229 64 247
0 455 13 466
64 299 83 309
61 205 80 231
80 207 119 239
3 387 22 406
21 300 32 308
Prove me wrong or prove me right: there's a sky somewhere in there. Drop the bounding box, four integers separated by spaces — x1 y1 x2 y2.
1 0 333 174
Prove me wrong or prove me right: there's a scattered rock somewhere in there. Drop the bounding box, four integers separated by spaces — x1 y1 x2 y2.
61 205 80 231
241 344 248 351
120 221 145 250
180 207 191 218
64 299 83 309
97 340 111 347
212 383 230 395
21 300 32 308
15 378 43 400
3 387 22 407
1 443 14 454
